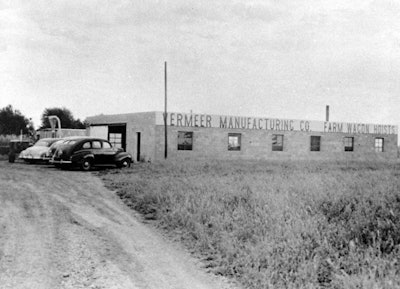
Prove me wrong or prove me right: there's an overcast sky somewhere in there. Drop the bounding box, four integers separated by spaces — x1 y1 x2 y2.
1 0 400 130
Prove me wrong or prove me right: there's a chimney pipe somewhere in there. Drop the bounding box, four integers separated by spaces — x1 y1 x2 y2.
326 105 330 122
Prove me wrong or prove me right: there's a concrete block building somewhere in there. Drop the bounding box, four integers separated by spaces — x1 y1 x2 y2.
86 111 398 162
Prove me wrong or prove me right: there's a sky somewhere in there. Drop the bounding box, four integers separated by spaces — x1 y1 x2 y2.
1 0 400 131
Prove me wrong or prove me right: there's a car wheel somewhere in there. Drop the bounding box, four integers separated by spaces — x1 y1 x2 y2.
81 159 93 171
118 158 131 168
8 154 15 163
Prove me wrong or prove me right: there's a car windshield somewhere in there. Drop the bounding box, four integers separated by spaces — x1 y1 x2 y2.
34 140 50 147
65 140 77 145
49 140 63 148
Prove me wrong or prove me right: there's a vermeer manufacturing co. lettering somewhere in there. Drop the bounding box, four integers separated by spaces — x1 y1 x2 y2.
167 113 397 135
170 113 212 128
219 116 302 131
169 113 310 132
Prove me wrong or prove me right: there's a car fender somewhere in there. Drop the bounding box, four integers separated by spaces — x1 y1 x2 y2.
72 153 95 165
115 152 132 162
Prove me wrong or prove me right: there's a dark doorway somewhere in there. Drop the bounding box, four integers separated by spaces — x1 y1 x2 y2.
137 132 141 162
108 124 126 151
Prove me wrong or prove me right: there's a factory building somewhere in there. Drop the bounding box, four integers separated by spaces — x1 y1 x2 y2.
85 111 398 162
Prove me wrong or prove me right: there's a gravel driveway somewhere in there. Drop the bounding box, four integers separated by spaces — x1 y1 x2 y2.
0 161 239 289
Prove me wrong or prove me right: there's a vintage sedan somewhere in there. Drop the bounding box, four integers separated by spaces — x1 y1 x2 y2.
45 136 92 160
51 137 132 170
19 138 60 163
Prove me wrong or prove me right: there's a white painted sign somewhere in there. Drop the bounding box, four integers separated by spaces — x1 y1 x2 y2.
155 112 398 135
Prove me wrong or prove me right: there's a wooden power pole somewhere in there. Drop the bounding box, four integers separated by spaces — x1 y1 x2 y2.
163 61 168 159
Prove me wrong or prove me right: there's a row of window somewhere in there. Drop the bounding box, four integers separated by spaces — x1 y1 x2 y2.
177 131 386 152
81 140 112 149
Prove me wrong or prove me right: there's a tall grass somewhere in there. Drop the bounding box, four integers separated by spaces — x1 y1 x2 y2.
99 160 400 289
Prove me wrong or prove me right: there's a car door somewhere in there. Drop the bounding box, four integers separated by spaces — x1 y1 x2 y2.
74 140 91 161
91 140 103 164
101 140 117 164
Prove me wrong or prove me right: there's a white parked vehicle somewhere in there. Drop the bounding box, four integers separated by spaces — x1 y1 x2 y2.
19 138 60 163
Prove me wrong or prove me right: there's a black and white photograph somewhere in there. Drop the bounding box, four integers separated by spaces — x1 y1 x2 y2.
0 1 399 288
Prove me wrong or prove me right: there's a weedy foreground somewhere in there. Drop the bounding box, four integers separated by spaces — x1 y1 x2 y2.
99 160 400 289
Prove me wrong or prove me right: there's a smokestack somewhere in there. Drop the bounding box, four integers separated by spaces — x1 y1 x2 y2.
326 105 330 122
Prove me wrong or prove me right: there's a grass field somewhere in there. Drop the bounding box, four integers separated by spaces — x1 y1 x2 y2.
99 160 400 289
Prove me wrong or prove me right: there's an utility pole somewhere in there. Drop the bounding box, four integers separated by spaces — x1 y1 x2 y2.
163 61 168 159
326 105 330 122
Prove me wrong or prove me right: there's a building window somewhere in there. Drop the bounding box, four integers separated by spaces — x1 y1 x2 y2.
228 133 241 151
272 134 284 151
344 137 354 152
109 133 122 148
375 138 384 152
178 131 193 150
310 136 321 151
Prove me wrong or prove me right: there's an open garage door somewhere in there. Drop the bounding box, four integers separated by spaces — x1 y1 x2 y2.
108 124 126 151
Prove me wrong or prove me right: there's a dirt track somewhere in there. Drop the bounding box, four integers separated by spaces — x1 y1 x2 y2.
0 161 239 289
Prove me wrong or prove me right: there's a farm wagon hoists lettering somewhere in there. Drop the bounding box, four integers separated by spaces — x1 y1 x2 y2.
168 112 398 135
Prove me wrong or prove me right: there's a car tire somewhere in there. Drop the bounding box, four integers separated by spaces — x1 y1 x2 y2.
117 158 131 168
8 154 15 163
81 159 93 171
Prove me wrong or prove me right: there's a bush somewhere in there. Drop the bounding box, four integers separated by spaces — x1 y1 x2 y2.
0 145 8 155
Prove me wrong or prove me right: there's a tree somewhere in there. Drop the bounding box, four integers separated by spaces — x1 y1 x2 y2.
41 107 86 129
0 105 31 135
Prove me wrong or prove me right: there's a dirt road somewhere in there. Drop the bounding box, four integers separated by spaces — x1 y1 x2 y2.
0 161 239 289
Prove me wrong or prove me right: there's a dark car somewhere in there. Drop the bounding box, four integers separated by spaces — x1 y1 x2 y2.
51 137 132 170
45 136 92 160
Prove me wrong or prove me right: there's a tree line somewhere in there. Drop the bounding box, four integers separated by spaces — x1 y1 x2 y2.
0 105 86 135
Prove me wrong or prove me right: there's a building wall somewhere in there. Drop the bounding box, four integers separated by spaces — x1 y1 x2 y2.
37 129 87 139
87 112 157 161
88 126 108 139
154 126 398 161
87 111 398 162
125 112 157 162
